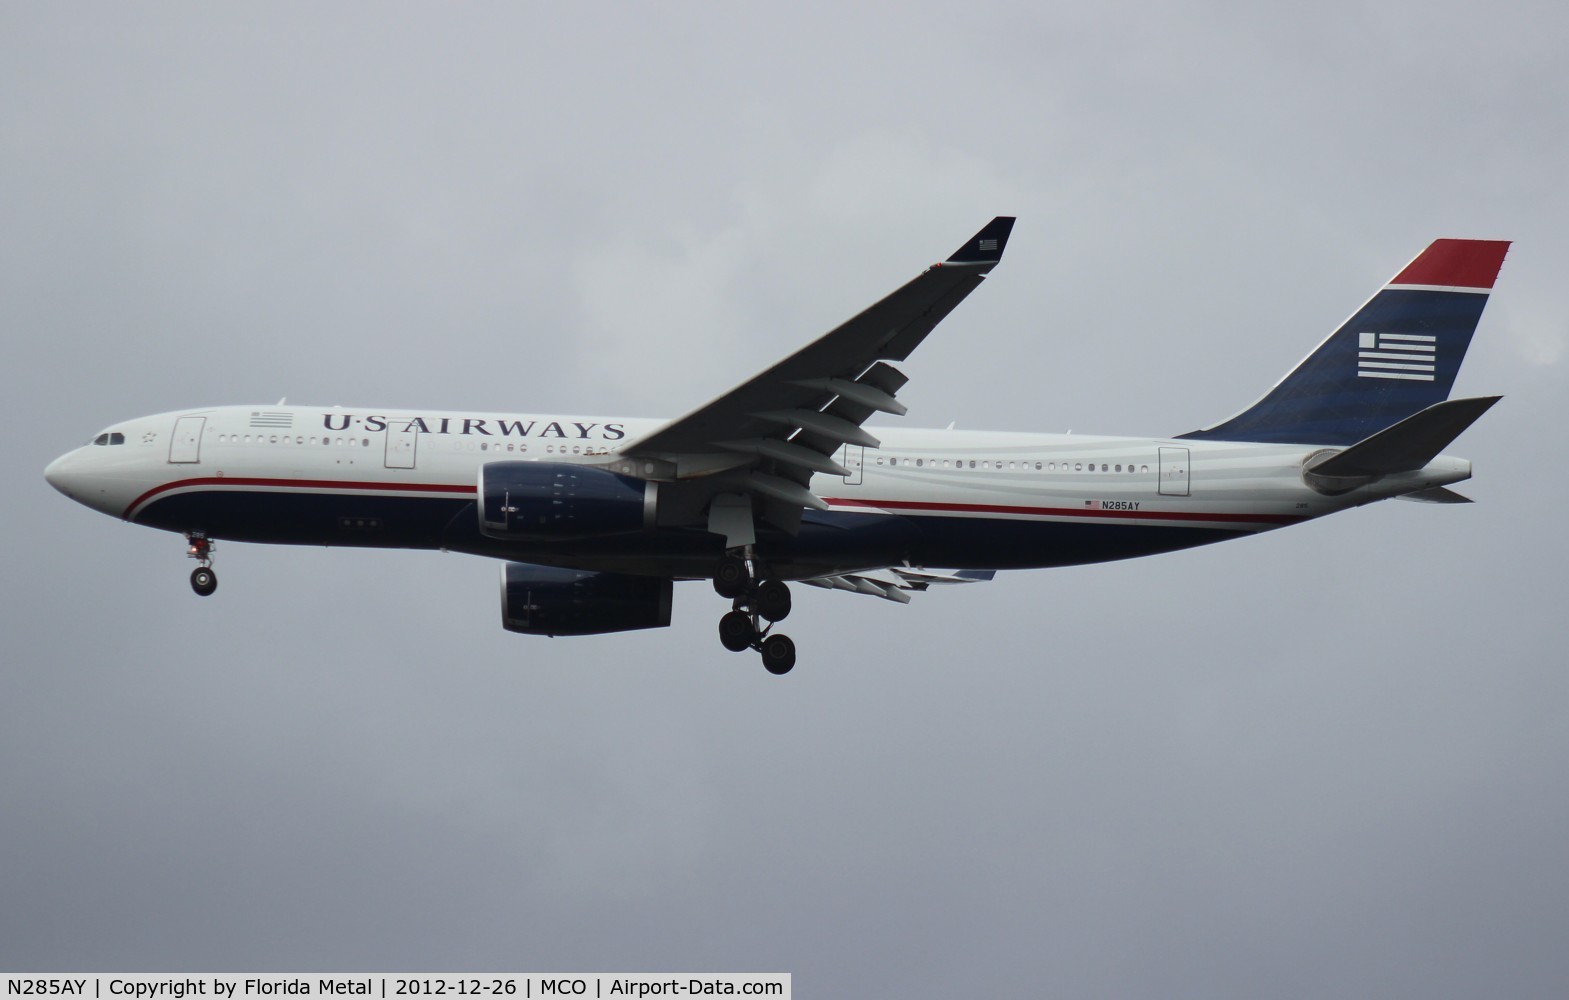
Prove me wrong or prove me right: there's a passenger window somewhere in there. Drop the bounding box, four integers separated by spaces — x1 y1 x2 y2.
1075 462 1082 471
916 459 923 467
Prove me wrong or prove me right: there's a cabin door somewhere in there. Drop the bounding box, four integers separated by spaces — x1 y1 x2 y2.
386 425 418 469
1158 446 1190 496
840 445 864 486
169 416 205 464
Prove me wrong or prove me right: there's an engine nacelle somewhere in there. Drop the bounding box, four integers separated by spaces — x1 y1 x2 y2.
499 563 672 636
478 461 653 540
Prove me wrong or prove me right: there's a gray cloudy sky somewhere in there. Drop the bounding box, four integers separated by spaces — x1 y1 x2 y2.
4 1 1568 994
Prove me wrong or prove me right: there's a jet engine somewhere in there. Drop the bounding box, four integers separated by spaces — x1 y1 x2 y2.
499 562 672 636
478 461 654 540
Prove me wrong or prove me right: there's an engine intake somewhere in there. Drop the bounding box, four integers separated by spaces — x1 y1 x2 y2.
499 563 672 636
479 461 653 540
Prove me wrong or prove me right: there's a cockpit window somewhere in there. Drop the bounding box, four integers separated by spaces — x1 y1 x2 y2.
92 433 109 445
90 432 127 446
110 432 125 445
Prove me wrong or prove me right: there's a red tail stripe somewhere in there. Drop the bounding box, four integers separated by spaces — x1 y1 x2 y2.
1390 238 1511 290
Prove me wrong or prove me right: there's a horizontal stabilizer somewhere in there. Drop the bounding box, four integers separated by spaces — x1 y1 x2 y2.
1397 486 1474 504
1307 396 1501 478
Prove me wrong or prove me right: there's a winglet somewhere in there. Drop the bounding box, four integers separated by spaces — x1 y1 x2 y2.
944 216 1016 265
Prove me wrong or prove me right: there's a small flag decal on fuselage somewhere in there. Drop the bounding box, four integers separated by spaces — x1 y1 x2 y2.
250 411 294 428
1358 332 1436 381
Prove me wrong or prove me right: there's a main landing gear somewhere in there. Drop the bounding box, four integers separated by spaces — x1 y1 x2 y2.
186 532 217 596
714 551 796 675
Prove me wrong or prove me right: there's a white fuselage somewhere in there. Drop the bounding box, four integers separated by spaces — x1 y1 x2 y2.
45 404 1474 578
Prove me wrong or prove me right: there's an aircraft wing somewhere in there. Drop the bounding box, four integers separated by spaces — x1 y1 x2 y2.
800 567 997 604
621 217 1015 517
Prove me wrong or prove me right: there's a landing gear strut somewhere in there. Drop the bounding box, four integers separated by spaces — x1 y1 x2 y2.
186 533 217 596
713 550 796 674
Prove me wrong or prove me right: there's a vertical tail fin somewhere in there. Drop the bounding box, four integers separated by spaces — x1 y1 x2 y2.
1180 239 1510 445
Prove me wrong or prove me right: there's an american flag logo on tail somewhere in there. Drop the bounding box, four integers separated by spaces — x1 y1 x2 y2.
1358 332 1436 381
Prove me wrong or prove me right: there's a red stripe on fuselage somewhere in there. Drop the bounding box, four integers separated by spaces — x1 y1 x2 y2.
125 476 476 519
821 496 1305 525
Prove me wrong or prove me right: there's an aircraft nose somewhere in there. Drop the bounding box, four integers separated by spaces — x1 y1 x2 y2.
44 450 79 497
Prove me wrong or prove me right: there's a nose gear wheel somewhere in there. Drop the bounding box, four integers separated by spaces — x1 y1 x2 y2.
185 532 218 596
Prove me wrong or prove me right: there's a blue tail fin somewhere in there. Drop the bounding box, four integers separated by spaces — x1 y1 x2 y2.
1180 239 1510 445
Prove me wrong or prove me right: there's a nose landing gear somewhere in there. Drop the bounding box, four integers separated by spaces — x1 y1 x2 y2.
186 533 217 596
713 550 796 674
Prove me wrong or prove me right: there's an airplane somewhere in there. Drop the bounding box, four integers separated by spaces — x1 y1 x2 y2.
44 218 1509 675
